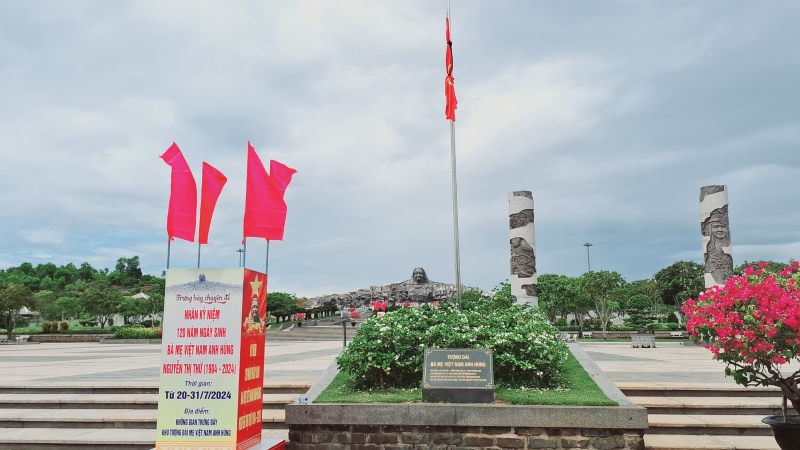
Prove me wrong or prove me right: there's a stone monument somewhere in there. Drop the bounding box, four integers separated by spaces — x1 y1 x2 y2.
700 185 733 288
306 268 476 309
508 191 537 306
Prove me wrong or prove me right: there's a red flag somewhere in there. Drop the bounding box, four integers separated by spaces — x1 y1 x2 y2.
198 162 227 245
160 142 197 242
445 17 457 122
243 142 297 241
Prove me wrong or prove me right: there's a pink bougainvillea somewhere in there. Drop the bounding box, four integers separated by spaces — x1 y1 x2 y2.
682 261 800 414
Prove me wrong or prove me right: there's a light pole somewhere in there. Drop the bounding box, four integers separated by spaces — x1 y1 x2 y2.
583 242 593 272
237 249 244 267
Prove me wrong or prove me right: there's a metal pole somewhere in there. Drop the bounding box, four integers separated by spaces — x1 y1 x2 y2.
583 242 593 272
166 237 171 269
265 241 270 274
450 121 462 310
197 243 201 269
243 238 247 268
237 249 244 267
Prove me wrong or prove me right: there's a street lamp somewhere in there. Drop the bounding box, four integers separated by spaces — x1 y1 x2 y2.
237 249 244 267
583 242 593 272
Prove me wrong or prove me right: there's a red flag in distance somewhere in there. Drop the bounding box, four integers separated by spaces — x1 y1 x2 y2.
445 17 457 122
160 142 197 242
198 162 228 245
243 142 297 241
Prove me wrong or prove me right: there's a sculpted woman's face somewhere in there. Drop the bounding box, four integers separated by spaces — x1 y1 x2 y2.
710 222 728 240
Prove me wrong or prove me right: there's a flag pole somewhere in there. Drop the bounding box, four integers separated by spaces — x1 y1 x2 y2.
243 238 247 268
446 0 463 310
197 243 201 268
167 237 171 269
265 240 270 274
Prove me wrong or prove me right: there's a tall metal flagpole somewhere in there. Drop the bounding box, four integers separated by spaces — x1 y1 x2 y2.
242 238 247 268
265 241 270 275
167 237 171 269
447 0 462 310
197 243 201 268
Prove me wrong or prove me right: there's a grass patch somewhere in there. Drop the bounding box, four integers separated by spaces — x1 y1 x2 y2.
314 350 616 406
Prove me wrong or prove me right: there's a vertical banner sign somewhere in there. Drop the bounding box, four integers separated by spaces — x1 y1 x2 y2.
156 268 267 450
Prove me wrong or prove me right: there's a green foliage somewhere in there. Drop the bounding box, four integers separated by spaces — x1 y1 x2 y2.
609 324 636 331
581 271 626 336
653 261 704 307
317 352 615 406
267 292 300 322
623 294 657 331
336 302 568 390
113 327 162 339
0 283 35 339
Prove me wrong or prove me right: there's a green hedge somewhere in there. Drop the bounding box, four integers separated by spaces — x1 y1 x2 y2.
113 327 163 339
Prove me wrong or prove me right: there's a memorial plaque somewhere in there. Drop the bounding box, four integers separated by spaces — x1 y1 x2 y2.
422 348 494 403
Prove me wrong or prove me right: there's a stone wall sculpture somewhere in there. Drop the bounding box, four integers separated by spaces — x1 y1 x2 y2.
304 268 485 309
699 185 733 288
509 191 537 306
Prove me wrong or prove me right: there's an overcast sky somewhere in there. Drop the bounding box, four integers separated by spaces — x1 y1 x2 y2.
1 1 798 297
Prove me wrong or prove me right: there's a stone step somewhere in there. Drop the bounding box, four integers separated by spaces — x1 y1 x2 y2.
627 395 791 416
619 383 782 398
0 427 289 450
0 393 296 410
647 413 773 436
0 383 310 396
0 408 286 429
644 433 779 450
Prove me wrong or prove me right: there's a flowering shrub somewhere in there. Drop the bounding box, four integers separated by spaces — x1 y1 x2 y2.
348 311 361 319
682 261 800 414
337 302 568 390
293 313 306 321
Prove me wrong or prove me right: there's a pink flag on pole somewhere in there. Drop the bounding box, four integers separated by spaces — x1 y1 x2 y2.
198 162 228 245
160 142 197 242
243 142 297 241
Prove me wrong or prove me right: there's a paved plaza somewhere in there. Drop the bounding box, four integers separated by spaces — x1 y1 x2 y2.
0 340 345 387
0 340 792 449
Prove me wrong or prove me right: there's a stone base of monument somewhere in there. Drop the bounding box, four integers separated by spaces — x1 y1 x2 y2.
422 386 494 403
286 344 647 450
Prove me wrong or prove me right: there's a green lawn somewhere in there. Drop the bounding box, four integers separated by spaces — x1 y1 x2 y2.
314 351 617 406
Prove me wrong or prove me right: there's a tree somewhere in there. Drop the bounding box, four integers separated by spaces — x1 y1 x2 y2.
537 274 576 322
267 292 300 323
0 283 35 339
653 261 705 311
33 290 59 321
623 294 657 332
581 271 626 339
109 256 143 288
80 282 123 328
55 296 83 320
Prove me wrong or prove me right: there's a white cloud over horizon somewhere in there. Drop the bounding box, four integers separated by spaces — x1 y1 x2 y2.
1 1 798 298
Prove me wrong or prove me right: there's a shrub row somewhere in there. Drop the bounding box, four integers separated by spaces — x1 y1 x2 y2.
41 322 69 333
337 303 568 390
113 327 163 339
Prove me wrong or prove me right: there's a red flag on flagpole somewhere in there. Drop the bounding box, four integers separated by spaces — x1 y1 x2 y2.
243 142 297 241
198 162 228 245
445 17 457 122
160 142 197 242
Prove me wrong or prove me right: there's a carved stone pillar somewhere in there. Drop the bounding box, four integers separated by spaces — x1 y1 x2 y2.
700 185 733 288
509 191 537 306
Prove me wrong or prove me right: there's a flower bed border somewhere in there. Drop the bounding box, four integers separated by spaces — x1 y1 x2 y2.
285 344 646 450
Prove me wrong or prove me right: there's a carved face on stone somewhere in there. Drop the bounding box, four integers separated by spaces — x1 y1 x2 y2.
709 221 728 240
412 268 428 284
